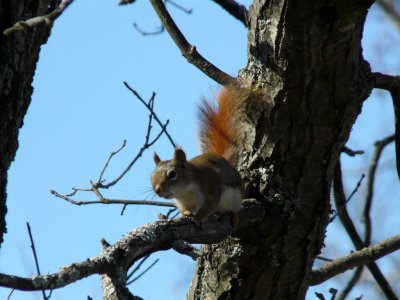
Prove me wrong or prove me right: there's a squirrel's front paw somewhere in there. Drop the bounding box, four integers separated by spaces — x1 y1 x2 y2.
182 211 196 221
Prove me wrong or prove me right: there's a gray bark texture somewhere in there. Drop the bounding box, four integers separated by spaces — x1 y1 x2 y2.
0 0 54 245
188 0 374 299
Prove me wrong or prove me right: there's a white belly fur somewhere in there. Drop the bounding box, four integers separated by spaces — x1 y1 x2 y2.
217 186 242 213
173 182 204 215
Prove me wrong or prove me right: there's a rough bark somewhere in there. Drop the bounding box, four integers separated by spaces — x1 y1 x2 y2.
0 0 55 245
188 0 374 299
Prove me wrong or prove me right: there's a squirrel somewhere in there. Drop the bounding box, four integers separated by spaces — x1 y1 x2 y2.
151 85 248 225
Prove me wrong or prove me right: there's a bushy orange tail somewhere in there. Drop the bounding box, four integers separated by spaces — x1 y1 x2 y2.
198 86 242 162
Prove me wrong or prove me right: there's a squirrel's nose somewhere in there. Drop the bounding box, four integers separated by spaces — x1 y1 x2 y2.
154 185 161 195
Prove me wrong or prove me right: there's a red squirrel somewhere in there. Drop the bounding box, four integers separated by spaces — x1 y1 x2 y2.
151 85 248 225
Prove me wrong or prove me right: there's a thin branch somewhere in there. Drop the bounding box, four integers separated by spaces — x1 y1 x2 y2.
119 0 136 4
51 86 175 206
0 199 264 292
373 72 400 91
123 82 175 148
310 234 400 286
211 0 248 27
346 173 365 206
316 256 334 262
148 0 234 85
332 160 398 299
315 288 337 300
364 135 395 246
133 23 165 36
342 146 365 157
7 289 15 300
126 259 160 285
337 266 364 300
3 0 74 36
166 0 193 14
50 189 175 208
127 255 151 282
373 72 400 181
97 89 171 188
330 173 365 222
132 1 191 36
376 0 400 31
26 223 49 300
171 240 201 260
97 140 127 183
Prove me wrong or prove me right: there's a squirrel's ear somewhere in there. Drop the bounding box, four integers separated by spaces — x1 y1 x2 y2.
174 148 186 163
154 152 161 165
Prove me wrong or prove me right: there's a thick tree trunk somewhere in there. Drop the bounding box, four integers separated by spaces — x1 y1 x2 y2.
0 0 54 245
188 1 374 299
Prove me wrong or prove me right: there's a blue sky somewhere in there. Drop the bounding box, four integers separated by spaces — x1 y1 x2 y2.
0 1 399 299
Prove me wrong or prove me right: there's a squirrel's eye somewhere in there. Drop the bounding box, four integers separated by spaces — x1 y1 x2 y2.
167 169 177 180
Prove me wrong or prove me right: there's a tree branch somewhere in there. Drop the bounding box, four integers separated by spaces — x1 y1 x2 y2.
342 146 365 157
51 85 175 205
310 234 400 285
211 0 248 27
26 222 49 300
373 72 400 181
3 0 74 36
50 189 175 208
0 199 264 292
148 0 234 85
337 266 364 300
333 160 398 299
123 82 175 149
364 134 395 246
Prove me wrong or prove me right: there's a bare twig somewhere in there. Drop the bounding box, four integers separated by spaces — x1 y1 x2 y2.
166 0 193 14
132 0 191 36
316 256 334 262
166 207 179 218
342 146 365 157
52 86 175 205
119 0 136 4
364 135 395 246
148 0 234 85
133 23 165 36
26 222 49 300
330 173 365 222
376 0 400 31
127 255 151 282
97 89 172 189
123 82 175 148
211 0 248 27
0 199 264 292
310 234 400 286
337 266 364 300
7 289 15 300
97 140 127 184
171 240 201 260
315 288 337 300
3 0 74 36
345 134 396 298
333 160 398 299
121 0 193 14
373 72 400 181
126 258 160 285
315 292 325 300
346 173 365 206
50 189 175 208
